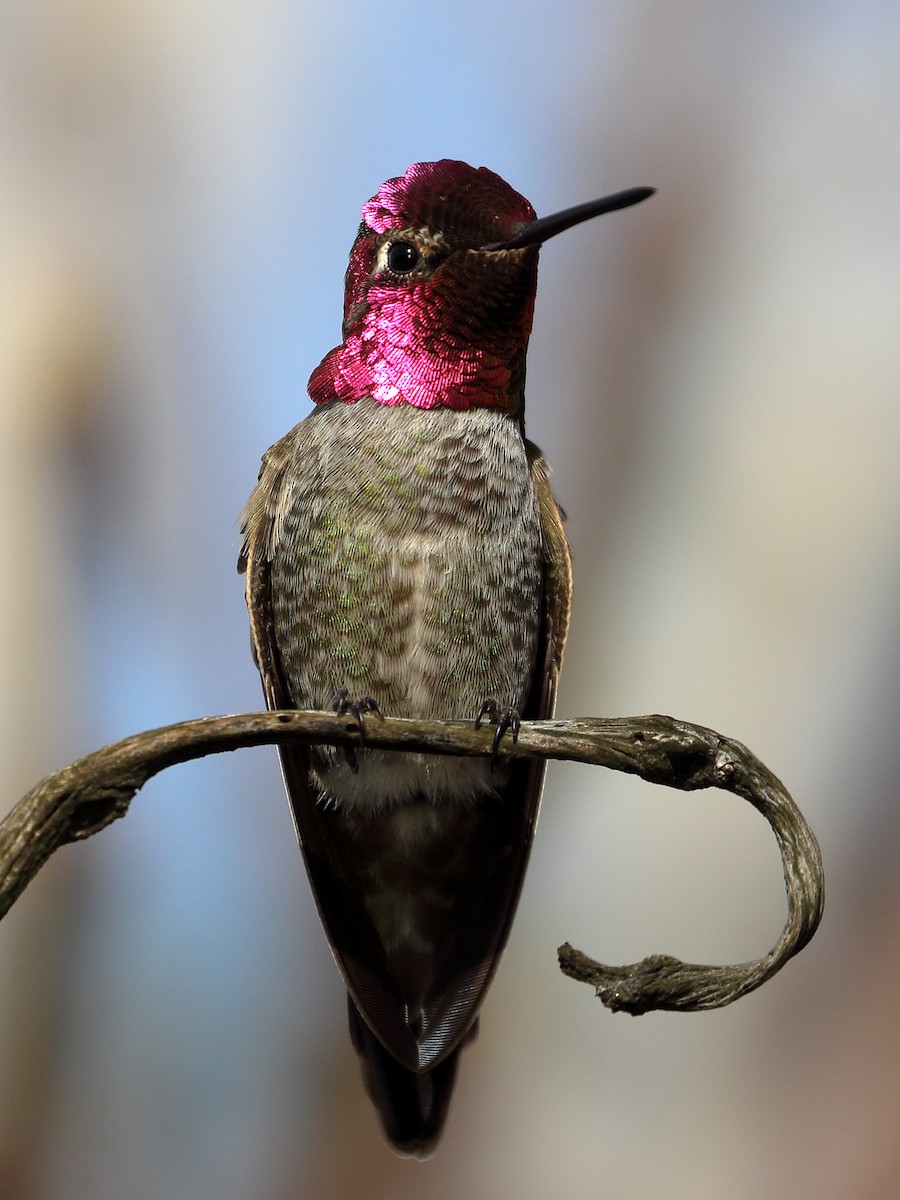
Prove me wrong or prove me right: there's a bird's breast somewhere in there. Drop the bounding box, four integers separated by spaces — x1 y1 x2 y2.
269 399 543 805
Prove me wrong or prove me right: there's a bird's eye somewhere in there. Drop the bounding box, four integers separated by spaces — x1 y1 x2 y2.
386 241 420 273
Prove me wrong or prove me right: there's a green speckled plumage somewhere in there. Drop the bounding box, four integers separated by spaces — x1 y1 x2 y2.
249 399 543 805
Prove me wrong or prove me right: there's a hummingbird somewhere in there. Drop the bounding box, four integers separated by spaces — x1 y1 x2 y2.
239 160 653 1156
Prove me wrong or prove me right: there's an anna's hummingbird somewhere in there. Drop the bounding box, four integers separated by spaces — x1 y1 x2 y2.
239 160 652 1155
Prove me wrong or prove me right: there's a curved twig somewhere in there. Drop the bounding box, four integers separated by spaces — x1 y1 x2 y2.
0 711 823 1014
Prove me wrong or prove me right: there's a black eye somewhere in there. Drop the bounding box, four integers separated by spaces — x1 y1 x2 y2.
386 241 420 273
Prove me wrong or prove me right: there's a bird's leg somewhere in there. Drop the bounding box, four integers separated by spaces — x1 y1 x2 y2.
474 699 521 763
331 690 385 772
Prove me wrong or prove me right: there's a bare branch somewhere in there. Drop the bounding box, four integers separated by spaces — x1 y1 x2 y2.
0 710 823 1014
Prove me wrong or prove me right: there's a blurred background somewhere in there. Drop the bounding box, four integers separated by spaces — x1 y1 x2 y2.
1 1 899 1196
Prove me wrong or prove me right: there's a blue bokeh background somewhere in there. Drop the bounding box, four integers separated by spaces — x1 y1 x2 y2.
2 2 899 1196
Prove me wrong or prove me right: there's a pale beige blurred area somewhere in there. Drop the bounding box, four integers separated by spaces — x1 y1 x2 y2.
0 155 113 1198
2 1 899 1197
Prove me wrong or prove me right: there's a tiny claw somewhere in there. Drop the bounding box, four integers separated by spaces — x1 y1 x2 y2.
474 699 500 730
332 690 384 729
474 700 521 763
331 690 384 767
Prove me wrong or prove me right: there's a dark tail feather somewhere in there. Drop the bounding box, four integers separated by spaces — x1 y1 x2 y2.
348 997 472 1157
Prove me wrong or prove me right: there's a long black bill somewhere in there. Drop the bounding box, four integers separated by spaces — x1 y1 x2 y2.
484 185 655 251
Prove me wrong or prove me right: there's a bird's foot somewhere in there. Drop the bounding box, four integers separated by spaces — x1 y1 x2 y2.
331 690 384 773
474 699 521 762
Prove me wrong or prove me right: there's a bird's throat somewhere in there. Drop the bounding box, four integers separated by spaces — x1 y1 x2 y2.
308 331 525 413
